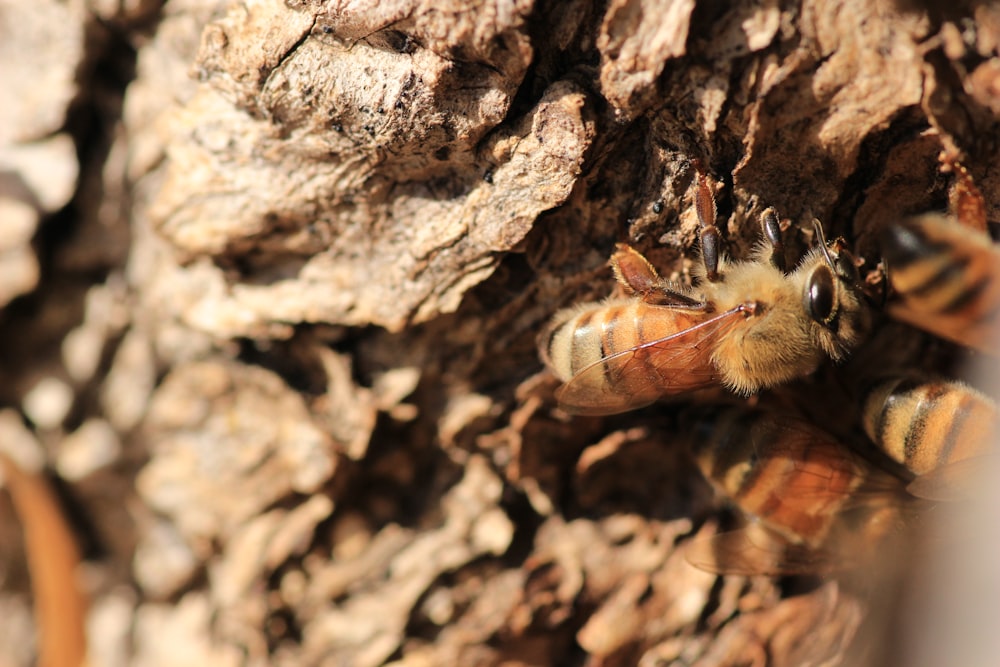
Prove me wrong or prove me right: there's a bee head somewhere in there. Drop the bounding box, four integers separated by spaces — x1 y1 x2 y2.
803 223 871 360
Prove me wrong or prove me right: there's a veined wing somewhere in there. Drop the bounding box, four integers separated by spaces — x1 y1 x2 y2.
685 525 834 577
556 304 752 416
906 455 997 501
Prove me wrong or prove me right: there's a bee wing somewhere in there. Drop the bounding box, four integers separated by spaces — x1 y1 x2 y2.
555 305 748 416
888 304 1000 356
687 415 911 576
684 525 834 577
906 455 994 501
741 420 902 513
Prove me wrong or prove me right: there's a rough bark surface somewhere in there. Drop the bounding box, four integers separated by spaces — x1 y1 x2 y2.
1 1 1000 666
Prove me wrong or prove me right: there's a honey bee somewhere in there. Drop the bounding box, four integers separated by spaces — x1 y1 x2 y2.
673 379 998 575
540 169 871 415
881 213 1000 355
679 214 1000 575
860 375 998 500
678 405 912 576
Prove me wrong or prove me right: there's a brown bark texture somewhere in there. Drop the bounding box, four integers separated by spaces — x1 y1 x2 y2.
1 0 1000 666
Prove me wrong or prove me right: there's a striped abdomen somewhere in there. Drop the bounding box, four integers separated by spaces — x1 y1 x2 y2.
541 298 703 389
862 376 998 477
882 215 1000 353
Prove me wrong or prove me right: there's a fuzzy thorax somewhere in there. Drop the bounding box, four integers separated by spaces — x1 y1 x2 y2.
702 258 825 394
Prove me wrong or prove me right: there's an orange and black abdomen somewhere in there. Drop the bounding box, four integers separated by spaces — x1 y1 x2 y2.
862 376 998 477
541 298 745 416
543 300 636 382
542 299 698 388
683 407 871 548
882 215 1000 353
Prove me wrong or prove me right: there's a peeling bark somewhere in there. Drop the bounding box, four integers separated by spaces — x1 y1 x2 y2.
1 1 1000 666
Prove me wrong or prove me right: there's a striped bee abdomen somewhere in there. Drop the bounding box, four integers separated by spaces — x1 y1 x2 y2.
862 376 998 477
883 215 1000 353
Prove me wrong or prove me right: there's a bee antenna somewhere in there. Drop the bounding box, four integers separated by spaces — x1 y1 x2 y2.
812 218 836 268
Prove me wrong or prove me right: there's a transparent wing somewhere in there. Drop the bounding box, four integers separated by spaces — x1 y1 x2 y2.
685 413 911 576
684 525 834 577
743 419 909 518
555 305 749 416
889 304 1000 356
906 455 995 501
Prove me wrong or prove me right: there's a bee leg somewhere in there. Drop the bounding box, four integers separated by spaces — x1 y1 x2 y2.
700 226 720 283
942 153 988 233
611 243 660 294
611 244 704 307
694 163 721 282
761 207 786 273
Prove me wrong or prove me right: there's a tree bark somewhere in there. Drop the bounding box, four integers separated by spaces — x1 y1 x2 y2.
1 0 999 665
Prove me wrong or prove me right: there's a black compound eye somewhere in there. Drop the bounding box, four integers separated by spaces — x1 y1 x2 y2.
806 266 836 324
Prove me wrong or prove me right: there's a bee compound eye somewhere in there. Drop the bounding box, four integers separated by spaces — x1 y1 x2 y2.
806 266 836 324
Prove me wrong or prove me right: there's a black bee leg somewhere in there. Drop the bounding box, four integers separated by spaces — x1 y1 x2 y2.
694 162 721 282
700 226 720 282
761 207 786 273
